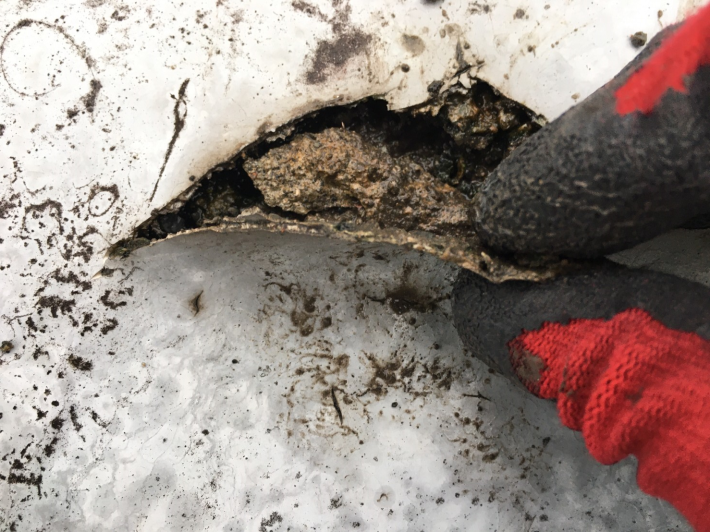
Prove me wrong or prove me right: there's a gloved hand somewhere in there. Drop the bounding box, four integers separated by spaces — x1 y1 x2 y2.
454 3 710 530
453 263 710 531
474 3 710 258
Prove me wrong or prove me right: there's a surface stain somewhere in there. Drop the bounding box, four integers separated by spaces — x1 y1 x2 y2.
99 290 127 309
331 387 344 423
401 34 426 57
0 197 16 219
303 0 373 85
100 318 118 335
329 495 343 509
305 29 372 84
291 0 328 21
7 459 43 498
67 354 93 371
259 511 283 532
469 2 492 14
43 437 59 457
150 78 190 202
36 295 76 318
82 79 102 113
509 345 545 392
0 19 98 98
22 200 64 235
69 405 83 432
87 184 119 217
377 262 446 315
111 7 130 21
264 282 328 337
50 416 65 431
189 290 204 316
38 269 92 294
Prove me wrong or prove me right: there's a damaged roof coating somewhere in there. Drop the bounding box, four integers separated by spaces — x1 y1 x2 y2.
244 127 474 233
119 80 564 282
2 1 700 530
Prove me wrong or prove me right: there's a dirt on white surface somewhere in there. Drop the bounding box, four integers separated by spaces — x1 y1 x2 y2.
1 232 693 531
1 1 705 530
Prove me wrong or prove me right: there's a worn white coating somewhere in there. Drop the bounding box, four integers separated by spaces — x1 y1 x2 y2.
0 1 705 530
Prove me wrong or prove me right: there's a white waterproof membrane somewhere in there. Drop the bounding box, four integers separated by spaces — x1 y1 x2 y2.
0 1 707 530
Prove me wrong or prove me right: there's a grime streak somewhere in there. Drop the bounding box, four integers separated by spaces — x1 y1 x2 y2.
150 78 190 202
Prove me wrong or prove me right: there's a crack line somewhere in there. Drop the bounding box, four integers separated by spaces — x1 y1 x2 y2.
150 78 190 202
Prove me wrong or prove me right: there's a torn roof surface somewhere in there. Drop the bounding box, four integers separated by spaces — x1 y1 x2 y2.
0 0 705 530
0 0 701 248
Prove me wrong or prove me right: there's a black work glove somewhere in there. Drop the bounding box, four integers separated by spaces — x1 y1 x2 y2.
474 12 710 258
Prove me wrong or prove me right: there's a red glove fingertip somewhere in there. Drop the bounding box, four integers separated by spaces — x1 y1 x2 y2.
508 309 710 531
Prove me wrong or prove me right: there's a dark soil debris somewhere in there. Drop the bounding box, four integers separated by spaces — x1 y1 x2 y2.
331 387 343 423
36 296 76 318
8 470 43 498
8 459 43 497
482 451 500 462
44 437 59 457
0 198 16 219
91 410 110 428
70 405 82 431
31 347 48 361
82 79 102 113
68 354 93 371
630 31 648 48
50 416 65 431
99 290 127 309
100 318 118 335
329 495 343 509
259 511 283 532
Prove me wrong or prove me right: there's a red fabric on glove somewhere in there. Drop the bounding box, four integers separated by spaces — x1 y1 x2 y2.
508 309 710 531
616 2 710 115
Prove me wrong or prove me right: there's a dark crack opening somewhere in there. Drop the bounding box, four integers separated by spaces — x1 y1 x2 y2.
110 78 561 282
130 79 542 243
